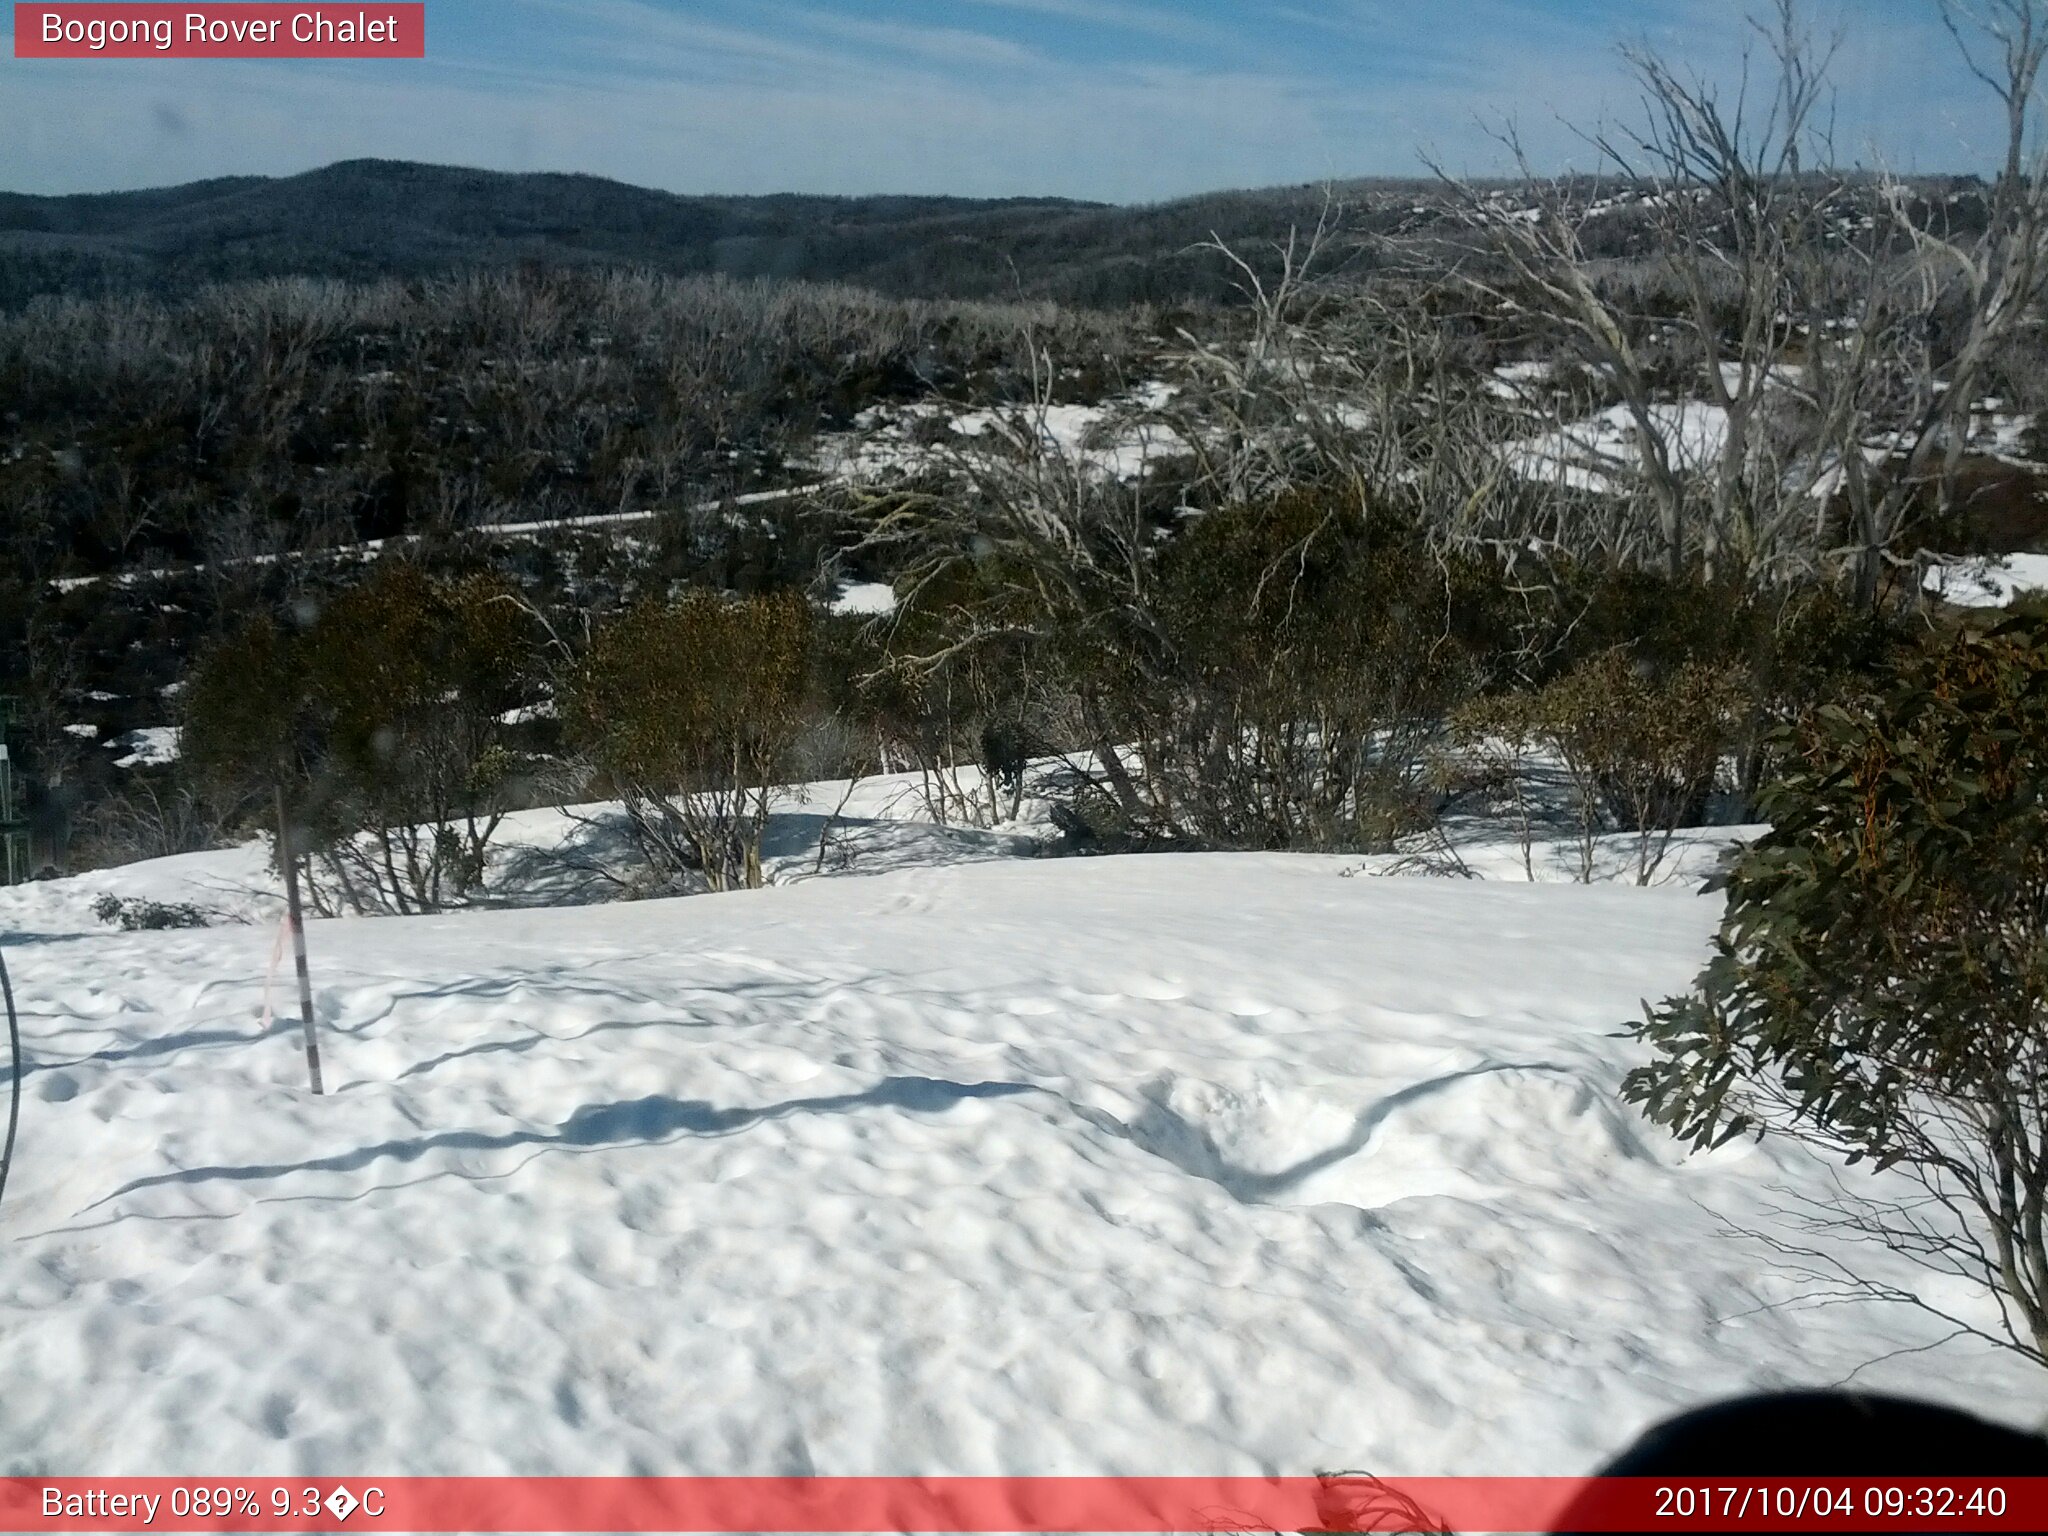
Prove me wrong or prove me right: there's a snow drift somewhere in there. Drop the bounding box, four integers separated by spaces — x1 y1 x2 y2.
0 835 2036 1479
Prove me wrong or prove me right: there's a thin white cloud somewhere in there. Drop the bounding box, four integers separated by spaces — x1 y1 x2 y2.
955 0 1224 46
794 11 1047 70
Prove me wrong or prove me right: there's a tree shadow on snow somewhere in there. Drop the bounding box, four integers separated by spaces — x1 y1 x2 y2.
82 1076 1038 1213
1091 1060 1580 1205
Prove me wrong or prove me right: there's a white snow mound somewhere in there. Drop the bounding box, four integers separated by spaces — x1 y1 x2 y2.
0 849 2034 1477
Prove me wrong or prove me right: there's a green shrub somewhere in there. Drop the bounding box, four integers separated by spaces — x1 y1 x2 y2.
565 589 812 891
1451 651 1743 883
1627 615 2048 1365
181 613 301 807
90 893 218 931
839 563 1052 828
182 562 536 913
1064 492 1482 850
1514 569 1903 821
295 565 532 910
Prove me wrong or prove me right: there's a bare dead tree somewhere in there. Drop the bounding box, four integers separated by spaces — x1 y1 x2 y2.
1432 0 2048 600
850 330 1157 825
1428 141 1698 578
1838 0 2048 603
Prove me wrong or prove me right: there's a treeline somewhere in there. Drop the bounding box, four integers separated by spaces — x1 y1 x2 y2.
0 159 1366 311
161 488 1910 913
0 266 1143 578
0 265 1152 870
2 158 1989 313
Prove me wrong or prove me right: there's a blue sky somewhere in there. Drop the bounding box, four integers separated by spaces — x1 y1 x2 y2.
0 0 2018 201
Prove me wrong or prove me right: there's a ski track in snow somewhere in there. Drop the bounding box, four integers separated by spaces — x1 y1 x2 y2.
0 848 2038 1478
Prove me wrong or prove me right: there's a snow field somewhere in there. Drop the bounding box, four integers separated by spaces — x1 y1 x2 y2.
0 842 2038 1481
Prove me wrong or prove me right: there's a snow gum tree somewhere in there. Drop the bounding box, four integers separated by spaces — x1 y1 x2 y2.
1436 0 2048 599
1627 615 2048 1366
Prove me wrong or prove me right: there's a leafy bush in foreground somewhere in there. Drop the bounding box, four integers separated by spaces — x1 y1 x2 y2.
1627 616 2048 1365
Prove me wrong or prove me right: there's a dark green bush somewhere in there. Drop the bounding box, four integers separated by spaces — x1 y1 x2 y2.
1471 650 1744 883
90 893 218 931
838 561 1053 827
565 589 813 891
182 561 536 913
1067 492 1484 850
1627 614 2048 1364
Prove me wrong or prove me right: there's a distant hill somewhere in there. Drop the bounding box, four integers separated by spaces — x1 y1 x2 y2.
0 159 1425 309
0 160 1987 312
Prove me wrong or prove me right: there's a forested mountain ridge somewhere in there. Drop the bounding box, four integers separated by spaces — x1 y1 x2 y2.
0 158 1429 308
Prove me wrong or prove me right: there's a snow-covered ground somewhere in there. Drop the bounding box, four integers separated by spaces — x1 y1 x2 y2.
1502 400 1730 495
109 725 181 770
1924 552 2048 608
829 581 900 617
1484 360 1555 402
809 386 1180 486
0 784 2038 1480
0 771 1051 933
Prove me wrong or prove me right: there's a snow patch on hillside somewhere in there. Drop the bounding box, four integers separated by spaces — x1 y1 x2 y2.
1503 401 1731 494
111 726 181 769
810 386 1182 485
1924 553 2048 608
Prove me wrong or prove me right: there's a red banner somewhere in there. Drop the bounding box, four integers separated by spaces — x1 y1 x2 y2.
0 1476 2041 1533
12 4 424 58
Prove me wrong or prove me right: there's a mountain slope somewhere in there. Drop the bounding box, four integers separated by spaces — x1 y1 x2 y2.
0 158 1399 307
